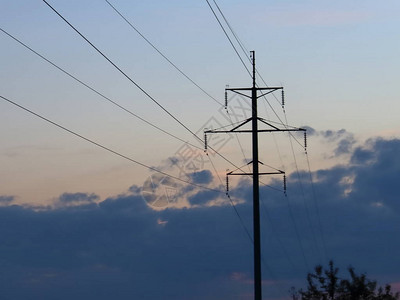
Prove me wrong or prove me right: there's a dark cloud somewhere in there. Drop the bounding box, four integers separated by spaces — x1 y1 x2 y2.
304 127 356 157
334 134 356 156
0 195 15 205
0 193 256 300
302 125 316 136
58 192 99 205
320 128 347 140
0 137 400 299
188 189 220 205
351 146 375 165
232 138 400 284
189 170 213 184
128 184 141 195
350 138 400 213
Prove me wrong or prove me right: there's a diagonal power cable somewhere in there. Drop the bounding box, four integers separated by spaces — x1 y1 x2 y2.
104 0 223 107
204 0 251 77
42 0 271 186
42 0 196 144
0 95 222 194
0 27 204 152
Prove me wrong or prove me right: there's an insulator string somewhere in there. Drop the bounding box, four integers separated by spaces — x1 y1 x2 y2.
304 131 307 151
204 132 208 152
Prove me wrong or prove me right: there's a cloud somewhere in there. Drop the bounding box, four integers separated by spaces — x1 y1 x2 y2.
0 137 400 299
188 189 220 206
189 170 213 184
231 137 400 281
140 156 221 209
303 125 316 136
351 146 375 165
0 195 15 205
0 193 257 299
304 126 356 157
57 192 99 205
349 138 400 213
321 129 346 140
334 135 355 156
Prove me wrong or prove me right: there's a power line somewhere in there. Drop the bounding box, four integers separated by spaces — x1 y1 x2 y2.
2 84 257 266
283 112 325 263
0 95 222 194
2 11 261 253
104 0 223 107
206 151 254 243
42 4 296 278
103 1 290 255
2 18 280 255
210 0 284 108
205 2 324 286
0 27 204 152
208 0 304 150
284 193 310 271
259 195 299 272
207 52 303 299
208 1 327 264
204 0 251 77
211 0 283 110
287 127 322 263
209 150 288 299
211 0 249 61
2 25 251 218
305 148 329 261
103 1 276 196
42 0 280 192
42 0 196 144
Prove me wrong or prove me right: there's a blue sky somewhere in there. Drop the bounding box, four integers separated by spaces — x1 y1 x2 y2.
1 0 400 299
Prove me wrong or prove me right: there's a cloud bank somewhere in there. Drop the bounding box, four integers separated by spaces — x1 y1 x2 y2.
1 136 399 299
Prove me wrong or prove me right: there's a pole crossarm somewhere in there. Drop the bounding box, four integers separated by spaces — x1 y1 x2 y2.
227 171 284 176
206 128 304 133
226 87 283 100
204 117 306 134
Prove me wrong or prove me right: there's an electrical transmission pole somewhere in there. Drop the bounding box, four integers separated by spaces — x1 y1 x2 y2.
205 51 305 300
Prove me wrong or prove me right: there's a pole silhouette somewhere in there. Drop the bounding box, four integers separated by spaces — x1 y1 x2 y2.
205 51 305 299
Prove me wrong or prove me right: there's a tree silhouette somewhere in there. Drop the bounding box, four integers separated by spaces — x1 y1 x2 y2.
291 261 399 300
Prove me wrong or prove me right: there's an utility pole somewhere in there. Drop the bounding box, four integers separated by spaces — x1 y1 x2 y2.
205 51 305 300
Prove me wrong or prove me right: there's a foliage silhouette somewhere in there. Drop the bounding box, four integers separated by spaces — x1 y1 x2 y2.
291 261 399 300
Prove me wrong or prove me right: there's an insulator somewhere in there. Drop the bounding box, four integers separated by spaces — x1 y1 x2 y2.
204 132 208 152
226 175 229 192
281 90 285 107
304 131 307 150
225 90 228 109
283 174 287 193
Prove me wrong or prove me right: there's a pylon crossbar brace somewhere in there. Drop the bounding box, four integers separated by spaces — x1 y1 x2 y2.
229 118 253 132
227 90 252 99
257 118 281 130
226 87 283 100
205 117 305 134
206 128 305 133
226 87 283 91
258 118 301 130
258 89 281 98
227 171 284 176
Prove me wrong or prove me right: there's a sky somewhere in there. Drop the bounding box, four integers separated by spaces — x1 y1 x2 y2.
0 0 400 299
